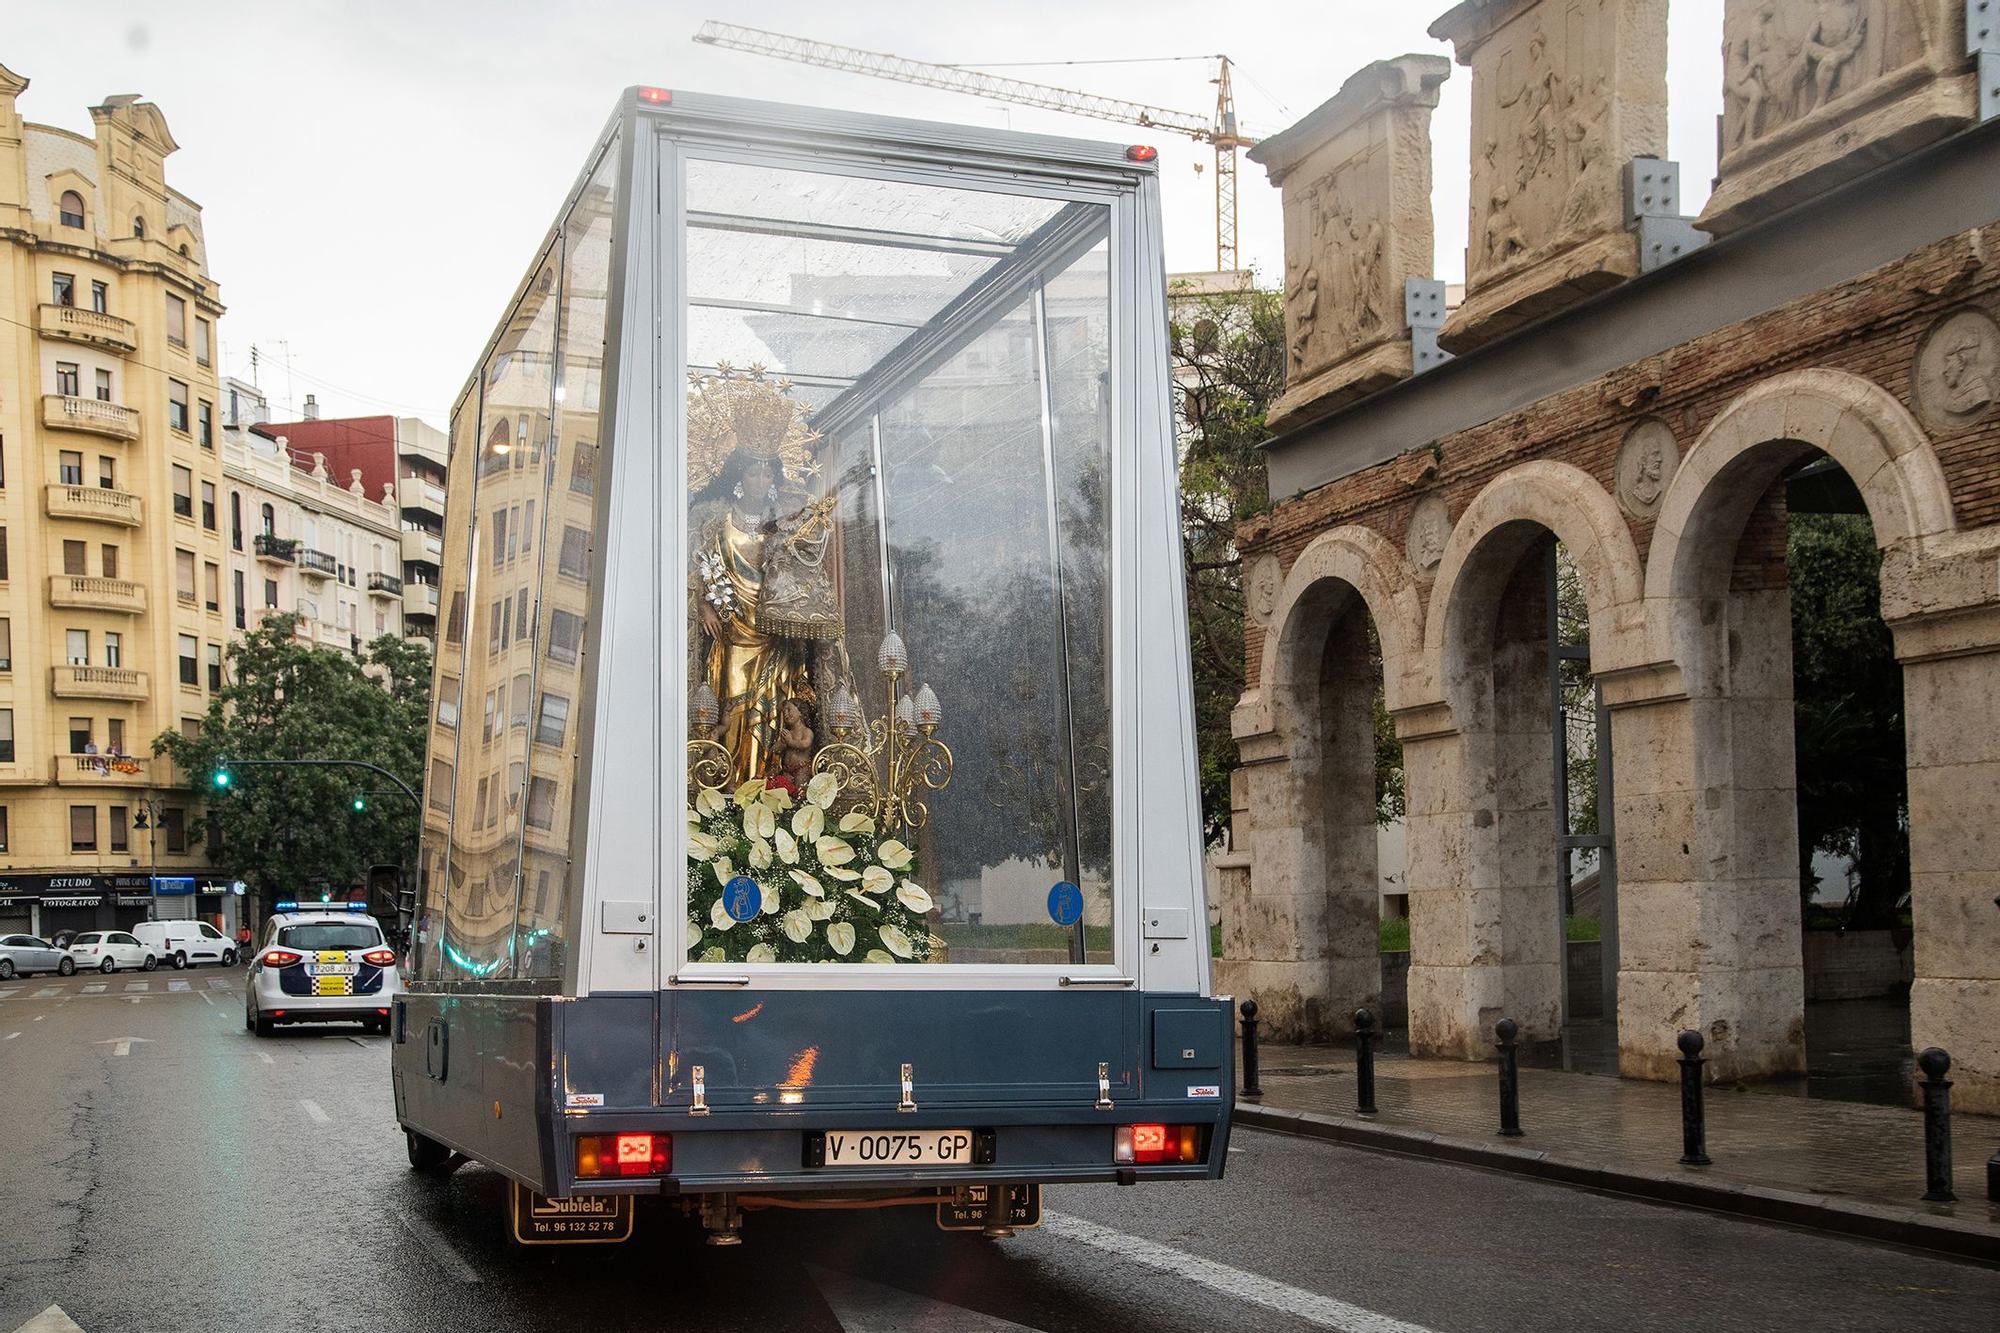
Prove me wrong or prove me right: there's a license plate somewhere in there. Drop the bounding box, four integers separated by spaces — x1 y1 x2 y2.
308 964 358 976
823 1128 973 1167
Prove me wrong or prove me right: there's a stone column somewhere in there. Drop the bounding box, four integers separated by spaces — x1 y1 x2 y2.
1401 717 1497 1060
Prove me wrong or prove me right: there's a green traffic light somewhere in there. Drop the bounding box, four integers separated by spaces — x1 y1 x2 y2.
213 769 231 789
352 797 366 812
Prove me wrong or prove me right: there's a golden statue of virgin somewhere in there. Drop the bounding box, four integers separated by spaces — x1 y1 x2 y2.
687 367 841 787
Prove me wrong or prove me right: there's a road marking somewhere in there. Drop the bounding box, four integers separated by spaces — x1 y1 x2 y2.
809 1265 1041 1331
94 1036 151 1057
300 1098 332 1124
9 1304 88 1333
0 987 19 999
3 1032 17 1041
82 984 105 994
33 1015 44 1022
1040 1211 1437 1333
123 981 148 993
199 990 215 1007
168 979 190 992
207 978 233 989
35 987 60 998
255 1050 274 1065
397 1212 482 1283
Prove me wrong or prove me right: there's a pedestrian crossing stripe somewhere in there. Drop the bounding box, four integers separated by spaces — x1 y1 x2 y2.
0 988 18 999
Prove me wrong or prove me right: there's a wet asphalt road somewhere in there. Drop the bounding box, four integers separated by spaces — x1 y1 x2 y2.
2 969 1997 1333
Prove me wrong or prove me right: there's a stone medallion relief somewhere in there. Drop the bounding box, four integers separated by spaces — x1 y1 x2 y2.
1245 555 1282 628
1912 306 2000 435
1406 495 1452 574
1615 417 1680 519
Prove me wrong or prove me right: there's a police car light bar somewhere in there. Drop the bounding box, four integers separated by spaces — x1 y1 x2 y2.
273 901 371 913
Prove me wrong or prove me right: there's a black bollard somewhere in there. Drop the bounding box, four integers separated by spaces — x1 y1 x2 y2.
1353 1008 1379 1115
1676 1030 1712 1166
1988 1143 1999 1205
1495 1017 1523 1138
1239 999 1263 1101
1918 1047 1955 1202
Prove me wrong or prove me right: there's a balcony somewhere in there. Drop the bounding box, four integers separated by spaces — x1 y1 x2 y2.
52 753 153 785
403 581 440 620
50 665 150 701
368 571 404 597
42 394 139 442
299 549 338 579
38 303 138 354
254 533 299 564
401 528 444 566
48 575 146 615
397 475 447 516
45 483 143 527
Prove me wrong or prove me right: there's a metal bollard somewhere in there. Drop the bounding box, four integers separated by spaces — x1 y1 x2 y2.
1988 1143 1999 1205
1676 1030 1712 1166
1239 999 1263 1101
1918 1047 1955 1202
1353 1008 1379 1115
1495 1017 1523 1138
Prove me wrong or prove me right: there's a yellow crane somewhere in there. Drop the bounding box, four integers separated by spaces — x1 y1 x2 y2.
692 21 1256 273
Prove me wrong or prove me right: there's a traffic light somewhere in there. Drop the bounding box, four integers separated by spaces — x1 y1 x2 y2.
212 768 232 790
352 796 366 812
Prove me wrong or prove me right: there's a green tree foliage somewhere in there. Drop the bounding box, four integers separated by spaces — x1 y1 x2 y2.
1788 512 1907 926
152 613 430 902
1170 286 1280 843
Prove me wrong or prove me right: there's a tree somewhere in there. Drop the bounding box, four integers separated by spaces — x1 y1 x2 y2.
1170 285 1281 843
153 614 431 906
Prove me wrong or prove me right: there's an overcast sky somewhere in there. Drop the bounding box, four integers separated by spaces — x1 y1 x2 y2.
7 1 1722 427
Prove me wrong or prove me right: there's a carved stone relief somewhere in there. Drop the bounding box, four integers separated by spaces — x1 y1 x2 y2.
1407 495 1452 574
1246 555 1282 629
1720 0 1930 153
1912 306 2000 436
1615 417 1680 518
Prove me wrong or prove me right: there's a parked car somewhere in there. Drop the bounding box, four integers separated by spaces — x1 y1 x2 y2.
245 903 399 1036
0 934 75 979
131 920 236 969
66 931 157 973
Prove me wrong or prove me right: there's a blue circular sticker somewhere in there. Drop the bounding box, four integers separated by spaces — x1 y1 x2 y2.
723 876 762 923
1047 881 1084 927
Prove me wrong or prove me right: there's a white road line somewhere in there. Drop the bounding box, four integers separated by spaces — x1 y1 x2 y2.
34 987 60 998
168 980 190 993
206 978 233 989
0 988 20 999
1040 1211 1437 1333
397 1212 482 1284
10 1303 89 1332
199 990 216 1007
300 1098 332 1124
82 984 105 994
33 1015 44 1022
3 1032 18 1041
255 1050 274 1065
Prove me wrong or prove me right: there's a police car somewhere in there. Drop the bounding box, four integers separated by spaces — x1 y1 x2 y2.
244 902 399 1037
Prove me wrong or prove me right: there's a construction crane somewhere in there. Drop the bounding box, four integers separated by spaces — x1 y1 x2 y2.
692 21 1255 273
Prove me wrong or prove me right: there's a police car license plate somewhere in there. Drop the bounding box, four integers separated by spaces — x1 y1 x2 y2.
308 963 358 976
823 1128 973 1167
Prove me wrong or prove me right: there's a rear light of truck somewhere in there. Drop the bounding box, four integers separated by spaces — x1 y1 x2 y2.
360 948 397 967
576 1132 670 1179
1114 1123 1201 1165
260 948 303 968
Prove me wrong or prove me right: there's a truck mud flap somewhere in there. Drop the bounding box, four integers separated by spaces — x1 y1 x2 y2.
510 1181 635 1245
936 1183 1041 1232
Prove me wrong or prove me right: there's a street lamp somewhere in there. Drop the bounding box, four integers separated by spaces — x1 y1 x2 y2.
130 798 167 923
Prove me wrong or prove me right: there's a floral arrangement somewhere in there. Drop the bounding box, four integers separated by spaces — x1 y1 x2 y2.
695 550 739 617
686 773 935 964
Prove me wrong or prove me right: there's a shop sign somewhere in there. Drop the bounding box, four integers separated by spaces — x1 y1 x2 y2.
43 895 103 908
153 876 197 897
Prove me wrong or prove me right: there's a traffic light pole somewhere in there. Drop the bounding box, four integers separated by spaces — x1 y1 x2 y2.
213 758 420 810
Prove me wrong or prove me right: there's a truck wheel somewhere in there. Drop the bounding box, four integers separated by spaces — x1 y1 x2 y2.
407 1129 452 1172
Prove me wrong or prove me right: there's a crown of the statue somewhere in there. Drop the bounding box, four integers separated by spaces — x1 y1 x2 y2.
731 391 802 458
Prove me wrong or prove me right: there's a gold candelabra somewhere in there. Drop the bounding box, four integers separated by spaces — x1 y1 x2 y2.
813 632 953 833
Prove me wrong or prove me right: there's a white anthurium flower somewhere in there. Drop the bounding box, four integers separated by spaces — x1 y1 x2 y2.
815 836 855 867
710 898 736 931
860 864 895 897
806 896 836 921
783 910 813 944
876 839 913 871
711 856 735 886
765 884 784 916
746 943 776 964
761 785 794 812
839 811 876 836
685 919 703 951
878 924 915 959
896 880 934 913
864 949 895 964
695 786 726 817
791 803 825 841
790 869 824 898
806 771 839 809
774 827 800 864
822 865 861 882
734 777 768 807
844 890 881 913
747 837 772 870
686 829 718 861
826 921 856 956
700 946 725 963
743 803 776 841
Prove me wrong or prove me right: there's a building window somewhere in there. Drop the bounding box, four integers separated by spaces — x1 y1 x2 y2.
100 544 118 579
165 293 187 346
51 272 75 306
0 529 9 581
0 710 11 762
63 540 86 576
98 455 115 488
264 578 278 608
107 718 124 753
535 693 569 748
201 482 216 529
230 493 243 549
559 526 589 580
195 319 211 367
175 550 196 605
58 191 85 228
132 216 144 239
0 619 11 671
179 717 201 740
437 677 460 729
90 281 107 314
178 634 197 686
163 808 187 855
260 503 275 537
168 380 190 433
429 760 452 811
109 806 128 853
198 401 214 449
56 362 79 396
172 465 193 517
205 644 223 690
66 630 88 666
59 450 83 485
104 632 121 668
0 806 9 852
94 368 112 402
526 776 557 831
68 717 92 754
548 609 582 665
233 570 245 629
204 561 220 612
69 806 97 852
445 593 465 645
570 442 597 495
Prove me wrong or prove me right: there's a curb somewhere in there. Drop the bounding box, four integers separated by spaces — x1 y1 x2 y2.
1235 1104 2000 1264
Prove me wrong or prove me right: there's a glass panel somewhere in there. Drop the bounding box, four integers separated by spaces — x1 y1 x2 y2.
681 156 1113 967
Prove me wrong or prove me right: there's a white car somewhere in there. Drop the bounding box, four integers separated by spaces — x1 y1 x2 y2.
67 931 159 973
0 934 75 979
131 920 237 969
245 903 400 1036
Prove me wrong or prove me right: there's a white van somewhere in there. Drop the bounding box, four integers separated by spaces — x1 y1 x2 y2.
130 920 236 969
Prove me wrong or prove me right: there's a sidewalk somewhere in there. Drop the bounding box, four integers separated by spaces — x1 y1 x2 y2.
1236 1039 2000 1262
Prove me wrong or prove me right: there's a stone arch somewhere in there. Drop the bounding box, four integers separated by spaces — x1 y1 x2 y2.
1261 524 1426 717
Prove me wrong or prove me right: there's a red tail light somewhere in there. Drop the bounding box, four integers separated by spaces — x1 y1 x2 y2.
1115 1123 1201 1165
260 948 303 968
576 1132 670 1179
360 948 397 967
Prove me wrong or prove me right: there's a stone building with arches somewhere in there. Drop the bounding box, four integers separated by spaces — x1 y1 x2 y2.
1218 1 2000 1109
